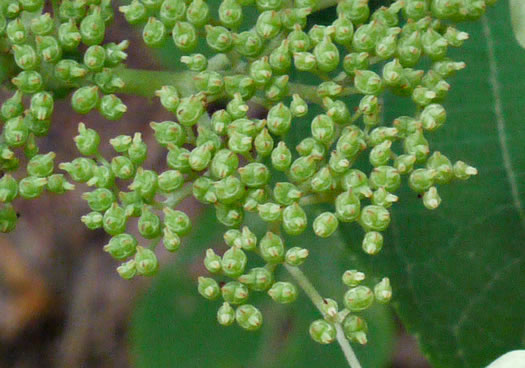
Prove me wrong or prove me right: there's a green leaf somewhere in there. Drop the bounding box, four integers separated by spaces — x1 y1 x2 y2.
130 211 395 368
341 2 525 367
510 0 525 48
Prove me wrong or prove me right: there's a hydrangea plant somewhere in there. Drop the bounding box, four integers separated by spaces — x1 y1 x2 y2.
0 0 498 366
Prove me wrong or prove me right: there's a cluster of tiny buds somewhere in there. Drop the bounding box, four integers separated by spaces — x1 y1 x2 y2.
0 0 496 347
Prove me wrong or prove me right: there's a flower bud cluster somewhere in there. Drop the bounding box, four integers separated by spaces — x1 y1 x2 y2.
110 0 493 345
0 0 129 231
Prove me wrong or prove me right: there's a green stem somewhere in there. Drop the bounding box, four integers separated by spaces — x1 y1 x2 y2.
284 264 362 368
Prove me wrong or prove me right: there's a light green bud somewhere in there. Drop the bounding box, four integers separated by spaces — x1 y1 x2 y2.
222 247 247 278
104 233 137 260
0 175 18 203
344 285 374 311
163 227 181 252
309 319 336 344
311 166 335 193
186 0 209 27
215 203 244 227
314 36 339 72
369 166 401 192
311 114 335 145
259 231 285 263
217 302 236 326
453 160 478 180
313 212 339 238
163 207 192 236
268 281 298 304
198 277 220 300
236 304 263 331
343 52 369 76
239 163 270 188
343 315 368 345
0 204 17 233
233 31 263 58
290 94 308 117
362 231 383 255
269 40 291 74
258 202 282 222
103 203 128 235
204 248 222 273
360 205 390 232
222 281 249 305
335 190 361 222
239 267 274 291
172 21 197 52
342 269 365 287
285 247 309 266
219 0 243 29
374 277 392 303
47 174 76 194
12 71 43 94
117 259 137 280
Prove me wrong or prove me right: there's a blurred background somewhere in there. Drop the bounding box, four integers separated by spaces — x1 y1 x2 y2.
1 1 524 367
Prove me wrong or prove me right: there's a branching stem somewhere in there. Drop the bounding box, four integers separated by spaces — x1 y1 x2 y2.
283 264 362 368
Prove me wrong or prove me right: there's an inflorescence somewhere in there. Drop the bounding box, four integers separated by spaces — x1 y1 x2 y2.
0 0 494 347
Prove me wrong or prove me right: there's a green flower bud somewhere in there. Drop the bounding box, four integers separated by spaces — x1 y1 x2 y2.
368 127 397 147
99 94 127 121
119 0 147 24
343 52 368 76
403 0 428 20
28 92 53 122
222 281 249 304
12 71 43 94
186 0 209 27
243 188 266 212
12 44 39 71
257 202 282 222
3 116 28 148
111 155 135 180
317 82 343 99
130 169 158 202
324 98 352 125
3 1 21 18
256 10 281 39
137 206 161 239
314 36 339 73
79 7 105 46
362 231 383 255
205 25 233 52
422 186 441 210
134 246 158 276
409 168 435 193
18 176 46 199
453 160 478 180
59 157 95 183
249 57 272 87
310 166 334 193
140 17 165 47
239 267 273 291
81 211 103 230
163 207 192 236
116 259 136 280
265 75 289 101
35 36 62 64
289 155 319 183
103 40 128 68
287 24 311 53
257 0 282 11
176 95 204 127
214 175 244 204
82 188 114 212
118 190 142 218
233 31 263 58
335 190 361 222
355 70 383 95
309 319 336 344
259 231 285 263
376 29 400 60
382 58 403 87
110 135 132 153
266 103 291 136
398 31 422 67
432 59 466 78
268 281 298 304
217 302 236 326
236 304 263 331
71 86 99 114
103 233 138 260
179 54 207 74
269 40 291 74
194 71 224 96
54 59 87 83
336 127 366 159
371 187 398 208
161 227 180 252
154 86 179 114
224 228 242 248
311 114 335 145
337 0 369 24
411 86 436 106
172 21 197 51
102 203 127 235
369 166 401 192
189 142 213 172
0 204 17 233
57 20 81 50
290 94 308 118
285 247 309 266
343 315 368 345
444 26 469 47
253 128 274 157
270 141 291 171
369 140 392 167
344 285 374 312
313 212 339 238
151 121 186 147
280 7 311 30
208 150 237 180
204 248 222 274
6 18 28 45
422 28 448 60
332 15 354 45
0 175 17 203
340 169 371 197
374 277 392 303
193 177 217 204
239 163 270 188
222 247 247 278
84 45 106 71
23 133 38 159
157 170 183 193
359 205 390 232
352 21 385 53
393 153 416 175
1 91 23 121
219 0 243 28
342 269 365 287
127 133 147 165
297 137 325 157
273 182 301 206
425 151 453 184
280 202 306 235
